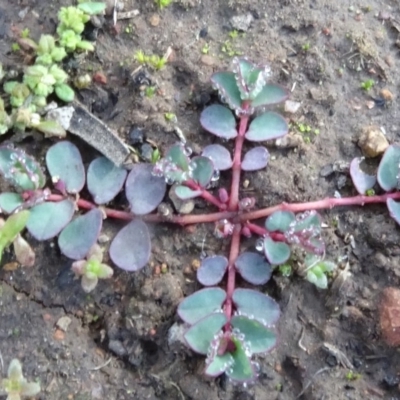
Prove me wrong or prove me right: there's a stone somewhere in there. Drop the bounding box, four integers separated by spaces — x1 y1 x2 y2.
200 55 216 66
380 287 400 346
358 126 389 158
149 14 160 27
56 316 72 332
230 13 254 31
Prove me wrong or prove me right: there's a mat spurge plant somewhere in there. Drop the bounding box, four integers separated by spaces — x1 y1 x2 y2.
2 57 400 383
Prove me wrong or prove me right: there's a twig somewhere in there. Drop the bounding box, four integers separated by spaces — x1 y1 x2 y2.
89 358 112 371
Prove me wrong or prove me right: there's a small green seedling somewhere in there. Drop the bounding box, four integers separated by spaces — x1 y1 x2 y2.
155 0 173 9
151 148 161 164
164 112 177 122
201 43 210 54
134 50 168 70
360 79 374 91
345 371 361 381
302 42 311 51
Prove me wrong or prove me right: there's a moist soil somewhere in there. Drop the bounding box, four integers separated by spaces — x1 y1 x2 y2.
1 0 400 399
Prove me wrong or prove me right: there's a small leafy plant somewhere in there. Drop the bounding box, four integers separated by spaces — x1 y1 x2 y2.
360 78 375 91
134 50 168 70
155 0 173 9
2 57 400 384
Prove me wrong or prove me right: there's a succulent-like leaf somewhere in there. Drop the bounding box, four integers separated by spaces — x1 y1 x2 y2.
178 287 226 325
77 2 106 14
174 185 202 200
87 157 127 204
265 210 295 232
125 164 167 215
58 208 102 259
377 145 400 191
250 84 289 108
245 112 288 142
202 144 233 171
235 252 272 285
35 120 66 137
232 288 280 326
0 193 23 214
46 141 85 193
205 353 234 377
349 157 376 195
166 144 190 171
197 255 229 286
184 313 227 355
211 71 242 110
241 146 269 171
263 237 290 265
225 338 256 382
387 198 400 226
190 156 214 188
200 105 237 140
109 219 151 271
27 200 75 240
231 315 277 354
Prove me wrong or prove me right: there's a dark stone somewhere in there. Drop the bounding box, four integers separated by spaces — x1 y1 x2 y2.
108 340 127 357
140 143 153 162
383 373 400 388
199 27 208 38
128 127 145 145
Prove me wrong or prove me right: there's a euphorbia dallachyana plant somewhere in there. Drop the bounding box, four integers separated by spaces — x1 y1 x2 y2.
3 57 400 383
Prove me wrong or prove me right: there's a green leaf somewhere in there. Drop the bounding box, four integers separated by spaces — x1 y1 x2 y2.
0 193 23 214
265 210 295 232
377 145 400 191
250 83 289 108
35 120 66 137
27 200 75 240
0 210 30 250
184 313 227 355
77 2 106 15
231 315 277 354
200 105 237 140
232 288 280 326
234 252 272 285
263 237 291 265
211 71 242 110
306 267 328 289
55 83 75 102
387 198 400 226
205 353 234 377
190 156 214 188
174 185 202 200
178 287 226 325
226 338 255 382
245 111 288 142
166 144 190 171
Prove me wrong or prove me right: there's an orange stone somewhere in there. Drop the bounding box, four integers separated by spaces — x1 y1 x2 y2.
380 287 400 346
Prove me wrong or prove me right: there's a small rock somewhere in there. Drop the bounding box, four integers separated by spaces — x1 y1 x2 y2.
56 316 72 332
274 133 304 149
380 287 400 346
230 13 254 31
140 143 153 162
149 14 160 27
380 88 394 101
108 339 127 357
336 174 347 190
358 126 389 158
199 27 208 38
169 185 195 214
320 163 334 177
53 329 65 341
128 126 145 145
284 100 301 114
200 55 216 66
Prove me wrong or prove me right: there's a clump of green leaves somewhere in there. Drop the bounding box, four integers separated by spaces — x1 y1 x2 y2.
360 78 374 91
134 50 168 70
1 359 40 400
155 0 173 9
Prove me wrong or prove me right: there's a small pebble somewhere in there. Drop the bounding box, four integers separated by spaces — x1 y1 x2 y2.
380 88 394 101
149 14 160 27
56 316 72 332
358 126 389 157
201 55 216 66
380 287 400 346
128 126 145 145
199 27 208 38
191 259 201 270
230 13 254 31
53 329 65 341
140 143 153 162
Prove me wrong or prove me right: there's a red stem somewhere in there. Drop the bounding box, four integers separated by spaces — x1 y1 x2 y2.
185 180 227 210
245 222 285 241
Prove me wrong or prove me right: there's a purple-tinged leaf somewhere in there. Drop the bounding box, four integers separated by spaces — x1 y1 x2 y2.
58 208 102 259
126 164 167 215
231 315 277 354
27 200 75 240
200 105 237 140
377 145 400 191
387 199 400 226
233 288 280 327
184 313 227 355
46 141 85 193
205 353 234 377
265 210 295 232
178 287 226 325
87 157 127 204
349 157 376 195
211 71 242 110
0 193 23 214
174 185 202 200
226 338 256 382
191 156 214 188
235 252 271 285
241 146 269 171
202 144 233 171
263 237 290 265
250 83 289 108
166 144 190 171
245 112 288 142
109 219 151 271
197 255 228 286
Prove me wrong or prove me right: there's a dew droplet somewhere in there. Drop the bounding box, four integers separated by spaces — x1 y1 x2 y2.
255 238 264 252
211 170 220 182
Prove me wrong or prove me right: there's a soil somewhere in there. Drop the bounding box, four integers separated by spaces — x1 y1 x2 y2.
1 0 400 399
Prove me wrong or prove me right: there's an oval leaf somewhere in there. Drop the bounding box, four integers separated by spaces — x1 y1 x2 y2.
87 157 128 204
265 210 295 232
241 146 269 171
211 71 242 110
200 105 237 140
0 193 23 214
235 252 272 285
377 145 400 191
109 219 151 271
27 200 75 240
174 185 202 200
233 288 280 327
197 255 229 286
77 2 106 14
250 83 289 108
191 156 214 188
58 208 103 259
178 287 226 325
349 157 377 195
231 315 277 354
226 338 256 382
184 313 227 355
126 164 167 215
263 237 290 265
202 144 233 171
205 353 234 377
46 141 85 193
387 199 400 226
166 144 190 171
245 112 288 142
